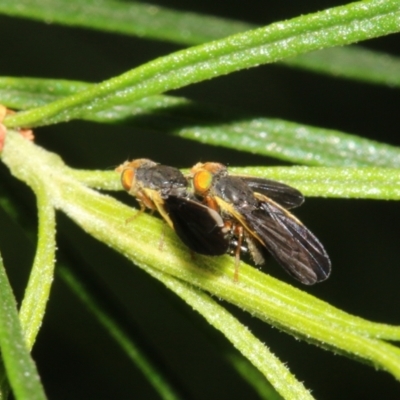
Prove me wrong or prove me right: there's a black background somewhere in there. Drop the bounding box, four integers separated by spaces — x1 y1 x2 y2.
0 1 400 399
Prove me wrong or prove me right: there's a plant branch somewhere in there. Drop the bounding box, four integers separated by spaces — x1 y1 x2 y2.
2 131 400 383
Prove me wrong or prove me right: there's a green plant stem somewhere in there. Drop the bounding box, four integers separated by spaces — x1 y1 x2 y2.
2 131 400 383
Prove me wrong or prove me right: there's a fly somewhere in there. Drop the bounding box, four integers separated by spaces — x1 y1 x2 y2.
190 162 331 284
117 159 229 256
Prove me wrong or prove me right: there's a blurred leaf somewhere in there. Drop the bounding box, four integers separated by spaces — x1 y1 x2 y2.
227 353 283 400
0 0 251 45
58 265 183 400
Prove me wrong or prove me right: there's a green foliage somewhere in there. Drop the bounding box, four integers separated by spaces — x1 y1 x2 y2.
0 0 400 399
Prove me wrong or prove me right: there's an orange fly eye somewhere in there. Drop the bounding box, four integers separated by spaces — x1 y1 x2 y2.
121 168 135 191
193 170 213 194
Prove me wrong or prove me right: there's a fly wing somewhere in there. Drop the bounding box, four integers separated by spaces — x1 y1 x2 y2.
241 199 331 284
164 196 229 256
240 177 304 209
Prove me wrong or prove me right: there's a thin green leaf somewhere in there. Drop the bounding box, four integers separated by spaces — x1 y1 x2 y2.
235 166 400 199
226 353 283 400
71 166 400 200
0 254 47 400
173 121 400 168
144 269 313 400
2 1 400 89
3 131 400 384
4 0 400 129
0 77 91 110
2 77 400 167
18 181 57 349
58 264 183 400
286 46 400 87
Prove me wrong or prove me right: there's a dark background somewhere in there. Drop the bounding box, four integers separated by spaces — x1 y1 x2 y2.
1 1 400 399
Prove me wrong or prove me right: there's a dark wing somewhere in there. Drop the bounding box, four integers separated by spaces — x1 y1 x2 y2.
240 177 304 209
164 196 229 256
240 199 330 284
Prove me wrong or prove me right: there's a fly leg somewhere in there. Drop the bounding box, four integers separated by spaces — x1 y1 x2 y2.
233 224 244 282
125 202 148 224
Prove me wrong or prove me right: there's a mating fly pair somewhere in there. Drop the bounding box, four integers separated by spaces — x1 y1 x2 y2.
118 159 331 285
